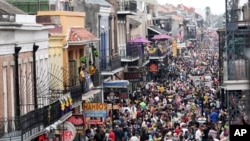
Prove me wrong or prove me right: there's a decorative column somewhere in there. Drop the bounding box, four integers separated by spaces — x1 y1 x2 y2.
33 44 39 109
14 46 22 120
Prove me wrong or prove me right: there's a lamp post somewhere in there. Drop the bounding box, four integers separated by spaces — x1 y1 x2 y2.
200 84 205 116
108 92 115 129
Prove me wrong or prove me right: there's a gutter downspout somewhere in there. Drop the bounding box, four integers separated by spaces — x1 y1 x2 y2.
109 14 113 56
33 44 39 109
114 15 118 55
14 46 22 125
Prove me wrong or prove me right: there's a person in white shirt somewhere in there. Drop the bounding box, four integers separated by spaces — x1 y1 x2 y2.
129 133 139 141
195 127 203 141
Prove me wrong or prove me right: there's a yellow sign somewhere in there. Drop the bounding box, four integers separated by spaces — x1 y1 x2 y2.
172 39 177 57
83 103 107 111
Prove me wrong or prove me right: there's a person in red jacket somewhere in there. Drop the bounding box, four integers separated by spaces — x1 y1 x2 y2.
174 125 181 136
109 129 116 141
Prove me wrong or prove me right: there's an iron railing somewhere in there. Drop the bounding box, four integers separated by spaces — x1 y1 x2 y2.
0 118 20 138
148 48 168 57
100 55 122 71
117 0 137 13
0 84 84 139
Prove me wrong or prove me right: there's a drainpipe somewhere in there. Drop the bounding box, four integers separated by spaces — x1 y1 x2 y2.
14 46 22 120
114 15 118 54
109 14 113 56
33 44 39 109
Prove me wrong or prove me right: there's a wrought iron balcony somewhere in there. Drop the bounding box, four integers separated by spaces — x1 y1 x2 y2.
101 55 122 72
111 55 122 70
117 0 137 14
0 118 21 140
148 47 168 59
121 45 140 62
0 84 85 140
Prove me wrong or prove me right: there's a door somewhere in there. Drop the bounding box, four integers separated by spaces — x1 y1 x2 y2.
68 60 77 87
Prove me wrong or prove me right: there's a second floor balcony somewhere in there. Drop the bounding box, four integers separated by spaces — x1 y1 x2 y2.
101 55 123 75
121 44 140 62
117 0 137 15
148 47 168 60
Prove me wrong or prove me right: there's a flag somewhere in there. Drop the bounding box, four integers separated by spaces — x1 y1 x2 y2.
177 29 183 42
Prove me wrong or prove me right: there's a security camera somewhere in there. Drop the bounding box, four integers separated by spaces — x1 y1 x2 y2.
101 25 105 29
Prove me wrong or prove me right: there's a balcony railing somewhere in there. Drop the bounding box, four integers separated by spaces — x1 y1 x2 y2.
101 55 121 71
0 83 86 139
121 44 140 62
111 55 122 70
117 0 137 14
148 47 168 58
0 118 21 140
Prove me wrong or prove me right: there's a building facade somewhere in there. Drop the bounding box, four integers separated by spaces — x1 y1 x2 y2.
0 14 50 138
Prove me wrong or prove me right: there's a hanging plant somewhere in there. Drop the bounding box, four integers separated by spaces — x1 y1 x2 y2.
80 56 87 63
93 50 99 57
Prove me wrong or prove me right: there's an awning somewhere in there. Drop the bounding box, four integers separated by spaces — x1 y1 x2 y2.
147 26 168 34
129 18 141 27
68 27 99 45
103 80 129 88
101 67 124 75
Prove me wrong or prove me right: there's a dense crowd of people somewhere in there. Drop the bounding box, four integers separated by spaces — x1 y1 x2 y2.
83 31 231 141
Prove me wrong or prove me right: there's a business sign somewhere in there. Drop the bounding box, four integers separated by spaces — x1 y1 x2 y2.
149 64 158 72
67 115 84 134
83 103 107 118
87 119 103 125
124 72 143 82
60 122 76 141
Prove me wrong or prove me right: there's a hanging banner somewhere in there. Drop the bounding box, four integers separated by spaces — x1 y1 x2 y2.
83 103 107 118
172 39 177 57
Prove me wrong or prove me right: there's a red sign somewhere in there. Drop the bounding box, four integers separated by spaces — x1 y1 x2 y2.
149 64 158 72
67 115 84 126
124 72 143 82
60 122 76 141
62 130 75 140
87 120 103 125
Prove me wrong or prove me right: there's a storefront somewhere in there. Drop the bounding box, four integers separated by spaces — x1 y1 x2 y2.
124 71 143 92
147 62 159 81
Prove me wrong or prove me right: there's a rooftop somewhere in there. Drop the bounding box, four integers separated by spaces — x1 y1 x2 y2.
0 0 26 15
68 27 99 43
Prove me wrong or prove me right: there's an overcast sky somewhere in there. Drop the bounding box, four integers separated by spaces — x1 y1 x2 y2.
157 0 248 16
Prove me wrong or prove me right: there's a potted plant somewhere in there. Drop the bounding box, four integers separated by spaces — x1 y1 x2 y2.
93 48 99 57
80 56 87 63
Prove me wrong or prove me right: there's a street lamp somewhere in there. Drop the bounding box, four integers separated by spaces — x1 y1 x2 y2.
107 92 115 129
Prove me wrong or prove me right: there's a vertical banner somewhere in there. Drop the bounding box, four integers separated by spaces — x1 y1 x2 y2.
172 39 177 57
